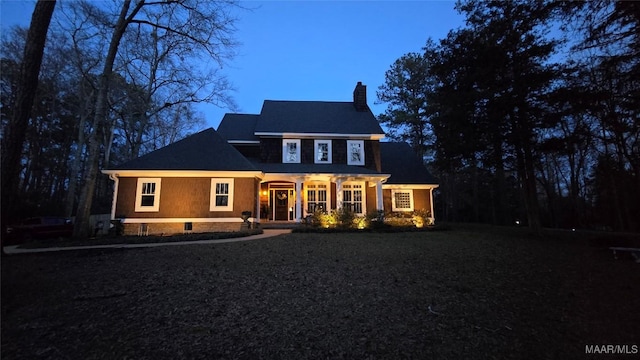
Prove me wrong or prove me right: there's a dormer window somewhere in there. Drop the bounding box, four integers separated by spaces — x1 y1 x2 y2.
347 140 365 165
314 140 332 164
282 139 301 163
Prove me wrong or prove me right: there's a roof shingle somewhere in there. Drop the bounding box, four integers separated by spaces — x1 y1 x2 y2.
255 100 385 135
380 142 438 184
217 114 260 142
108 128 258 171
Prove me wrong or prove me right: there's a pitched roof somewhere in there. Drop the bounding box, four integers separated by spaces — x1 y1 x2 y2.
108 128 258 171
380 142 438 184
217 114 260 142
254 100 385 135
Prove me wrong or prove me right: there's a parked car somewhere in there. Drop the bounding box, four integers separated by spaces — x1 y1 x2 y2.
4 217 74 244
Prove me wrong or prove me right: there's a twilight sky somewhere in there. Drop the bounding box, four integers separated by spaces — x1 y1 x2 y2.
1 0 464 130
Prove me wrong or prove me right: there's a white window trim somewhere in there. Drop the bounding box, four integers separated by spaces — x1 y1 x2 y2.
391 189 414 212
210 178 234 212
346 140 365 165
342 181 366 215
304 181 331 216
282 139 301 163
314 139 332 164
135 178 161 212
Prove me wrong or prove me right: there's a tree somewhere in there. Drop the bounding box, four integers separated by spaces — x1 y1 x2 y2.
1 0 56 231
73 0 240 238
429 0 562 233
376 43 437 160
559 1 640 231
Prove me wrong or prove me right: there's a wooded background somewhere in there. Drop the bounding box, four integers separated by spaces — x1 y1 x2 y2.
2 0 638 235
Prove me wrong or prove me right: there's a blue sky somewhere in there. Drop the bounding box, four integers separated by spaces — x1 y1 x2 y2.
1 0 464 130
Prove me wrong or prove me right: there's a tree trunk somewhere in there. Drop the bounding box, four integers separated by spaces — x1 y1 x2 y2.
522 142 542 235
1 0 56 231
74 0 140 238
493 137 508 225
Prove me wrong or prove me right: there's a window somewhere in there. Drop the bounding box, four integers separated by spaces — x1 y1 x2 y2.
306 183 328 213
210 178 234 211
282 139 301 163
314 140 332 164
135 178 161 212
342 183 364 215
347 140 365 165
392 189 414 211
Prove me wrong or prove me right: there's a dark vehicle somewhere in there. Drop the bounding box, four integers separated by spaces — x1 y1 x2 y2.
5 217 74 244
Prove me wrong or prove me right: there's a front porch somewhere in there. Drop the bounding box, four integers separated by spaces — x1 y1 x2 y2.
256 174 388 223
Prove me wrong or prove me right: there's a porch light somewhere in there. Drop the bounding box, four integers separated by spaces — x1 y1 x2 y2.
262 190 267 196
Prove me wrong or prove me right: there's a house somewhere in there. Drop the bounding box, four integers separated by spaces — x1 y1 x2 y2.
102 82 438 235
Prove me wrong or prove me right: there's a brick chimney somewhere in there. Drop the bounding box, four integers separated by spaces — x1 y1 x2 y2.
353 81 367 112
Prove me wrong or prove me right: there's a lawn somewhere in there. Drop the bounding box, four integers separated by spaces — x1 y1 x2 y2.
2 225 639 359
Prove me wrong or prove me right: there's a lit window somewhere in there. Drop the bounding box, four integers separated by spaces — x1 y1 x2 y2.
306 183 328 213
314 140 332 164
210 178 234 211
347 140 365 165
342 183 364 215
135 178 161 212
392 189 414 211
282 139 301 163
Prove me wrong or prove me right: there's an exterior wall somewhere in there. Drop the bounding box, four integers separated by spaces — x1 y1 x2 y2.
258 137 380 171
413 189 432 213
332 139 347 164
365 140 381 172
383 188 433 214
383 189 393 214
115 177 258 219
232 144 260 158
123 221 244 236
301 139 314 163
260 138 281 163
365 182 377 214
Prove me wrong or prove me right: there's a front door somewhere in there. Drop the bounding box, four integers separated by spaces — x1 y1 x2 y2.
274 189 290 220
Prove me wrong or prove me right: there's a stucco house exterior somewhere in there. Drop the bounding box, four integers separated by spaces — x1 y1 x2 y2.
102 82 438 235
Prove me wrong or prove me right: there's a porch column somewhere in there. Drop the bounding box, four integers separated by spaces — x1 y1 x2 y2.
429 187 435 223
335 178 343 209
255 181 261 224
108 174 119 220
295 178 302 223
376 180 384 211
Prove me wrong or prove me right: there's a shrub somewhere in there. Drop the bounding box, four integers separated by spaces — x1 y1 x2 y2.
384 209 433 228
307 207 369 229
366 210 388 230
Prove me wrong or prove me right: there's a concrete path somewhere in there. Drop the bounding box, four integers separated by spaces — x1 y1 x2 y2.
2 229 292 255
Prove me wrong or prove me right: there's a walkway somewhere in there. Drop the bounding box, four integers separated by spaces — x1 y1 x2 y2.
2 229 292 255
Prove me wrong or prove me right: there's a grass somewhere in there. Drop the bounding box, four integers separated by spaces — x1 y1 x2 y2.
13 228 264 249
1 224 639 359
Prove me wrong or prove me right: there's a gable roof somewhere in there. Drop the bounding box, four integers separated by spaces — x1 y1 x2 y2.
217 114 260 142
380 142 438 184
108 128 258 171
254 100 385 136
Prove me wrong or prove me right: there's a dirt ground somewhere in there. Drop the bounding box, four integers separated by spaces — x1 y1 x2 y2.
2 225 639 359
